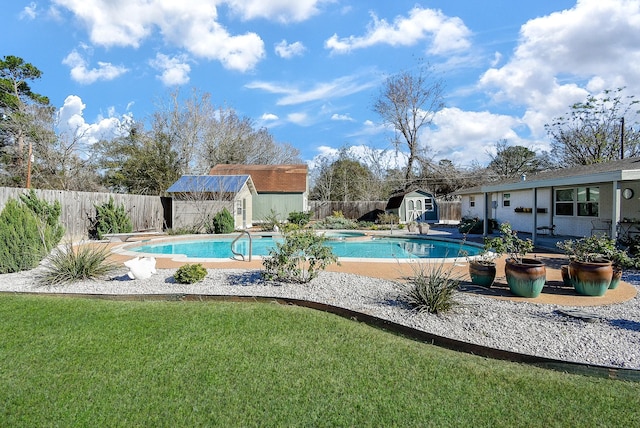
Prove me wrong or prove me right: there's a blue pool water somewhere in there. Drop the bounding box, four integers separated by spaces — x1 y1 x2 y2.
131 235 480 260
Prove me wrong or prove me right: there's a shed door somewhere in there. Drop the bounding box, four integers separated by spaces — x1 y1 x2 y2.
407 196 434 221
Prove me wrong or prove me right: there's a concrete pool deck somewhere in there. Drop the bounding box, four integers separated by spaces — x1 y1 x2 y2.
104 228 637 307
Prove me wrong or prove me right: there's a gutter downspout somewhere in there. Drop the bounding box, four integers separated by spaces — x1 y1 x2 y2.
532 188 538 245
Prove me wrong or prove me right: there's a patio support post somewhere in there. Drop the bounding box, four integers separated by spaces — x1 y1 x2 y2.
483 192 490 236
612 181 621 239
532 188 538 245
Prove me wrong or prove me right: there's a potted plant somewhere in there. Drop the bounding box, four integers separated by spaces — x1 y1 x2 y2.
467 245 497 288
557 235 635 295
485 222 546 298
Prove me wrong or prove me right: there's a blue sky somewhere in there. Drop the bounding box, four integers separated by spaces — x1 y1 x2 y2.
4 0 640 170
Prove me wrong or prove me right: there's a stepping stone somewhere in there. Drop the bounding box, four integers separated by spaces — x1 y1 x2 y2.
556 309 600 323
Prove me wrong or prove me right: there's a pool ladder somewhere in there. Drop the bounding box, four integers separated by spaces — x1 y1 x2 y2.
231 230 252 261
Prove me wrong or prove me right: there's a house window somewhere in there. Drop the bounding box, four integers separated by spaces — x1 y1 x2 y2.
469 196 475 207
555 187 599 217
503 193 511 207
577 187 599 217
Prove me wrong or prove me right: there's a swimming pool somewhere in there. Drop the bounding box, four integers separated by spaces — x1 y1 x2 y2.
125 233 481 261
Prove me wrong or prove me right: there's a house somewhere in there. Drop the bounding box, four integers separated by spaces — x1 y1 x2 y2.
385 189 439 224
457 157 640 243
166 175 257 231
209 164 308 223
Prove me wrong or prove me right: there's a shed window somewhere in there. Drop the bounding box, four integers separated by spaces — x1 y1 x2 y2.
424 198 434 211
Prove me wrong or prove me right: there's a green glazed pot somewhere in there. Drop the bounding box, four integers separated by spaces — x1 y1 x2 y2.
608 266 622 290
505 258 546 298
469 261 496 287
568 260 613 296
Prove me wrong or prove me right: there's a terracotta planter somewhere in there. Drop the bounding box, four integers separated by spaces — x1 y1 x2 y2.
504 258 546 298
568 259 613 296
469 261 496 287
609 265 623 290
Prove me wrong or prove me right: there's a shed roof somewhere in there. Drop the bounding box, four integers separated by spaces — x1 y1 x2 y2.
167 175 255 194
209 164 307 193
457 157 640 194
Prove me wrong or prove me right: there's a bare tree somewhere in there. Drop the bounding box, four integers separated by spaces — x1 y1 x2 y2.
373 62 445 189
546 88 640 166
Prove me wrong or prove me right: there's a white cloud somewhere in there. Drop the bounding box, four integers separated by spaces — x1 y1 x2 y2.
62 50 128 84
226 0 329 23
325 6 471 55
246 73 379 105
20 2 38 20
150 53 191 86
54 0 333 72
420 107 526 166
57 95 132 147
275 40 306 59
479 0 640 138
287 112 309 125
261 113 279 121
330 113 354 122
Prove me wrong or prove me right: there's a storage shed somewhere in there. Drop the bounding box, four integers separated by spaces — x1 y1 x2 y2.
167 175 257 231
386 190 439 224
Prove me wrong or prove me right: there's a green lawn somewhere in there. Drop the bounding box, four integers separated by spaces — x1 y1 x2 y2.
0 294 638 427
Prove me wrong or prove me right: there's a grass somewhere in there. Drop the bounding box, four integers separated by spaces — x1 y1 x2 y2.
0 294 639 427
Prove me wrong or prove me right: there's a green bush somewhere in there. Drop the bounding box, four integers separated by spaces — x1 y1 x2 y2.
91 197 132 240
0 199 45 273
260 209 283 232
287 211 311 226
19 190 65 252
37 241 118 285
458 217 498 234
210 208 235 234
262 229 338 283
404 263 461 314
315 214 358 230
174 263 207 284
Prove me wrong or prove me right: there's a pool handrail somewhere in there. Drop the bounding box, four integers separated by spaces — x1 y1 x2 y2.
231 230 252 261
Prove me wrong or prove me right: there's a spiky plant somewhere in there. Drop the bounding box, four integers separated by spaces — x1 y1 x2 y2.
38 242 118 286
404 262 462 314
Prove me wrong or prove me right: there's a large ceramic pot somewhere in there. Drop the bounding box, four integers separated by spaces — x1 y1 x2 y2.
504 258 546 298
609 265 623 290
568 259 613 296
560 265 572 287
469 261 496 287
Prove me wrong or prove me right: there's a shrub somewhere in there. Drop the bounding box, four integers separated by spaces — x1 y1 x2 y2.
19 189 65 252
37 241 118 285
404 262 461 314
287 211 311 227
174 263 207 284
0 199 45 273
90 197 132 240
315 214 358 230
210 208 235 234
262 229 339 283
260 209 283 232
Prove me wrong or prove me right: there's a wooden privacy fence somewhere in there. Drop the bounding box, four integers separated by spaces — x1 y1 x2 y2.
0 187 165 240
309 200 461 222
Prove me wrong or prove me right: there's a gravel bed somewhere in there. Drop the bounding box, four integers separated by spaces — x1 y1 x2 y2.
1 267 639 370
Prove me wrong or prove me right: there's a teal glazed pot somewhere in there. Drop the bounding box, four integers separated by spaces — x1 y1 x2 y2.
568 260 613 297
469 261 496 287
609 266 622 290
504 258 546 298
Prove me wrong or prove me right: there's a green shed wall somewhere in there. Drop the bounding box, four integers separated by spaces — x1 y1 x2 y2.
253 193 305 222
